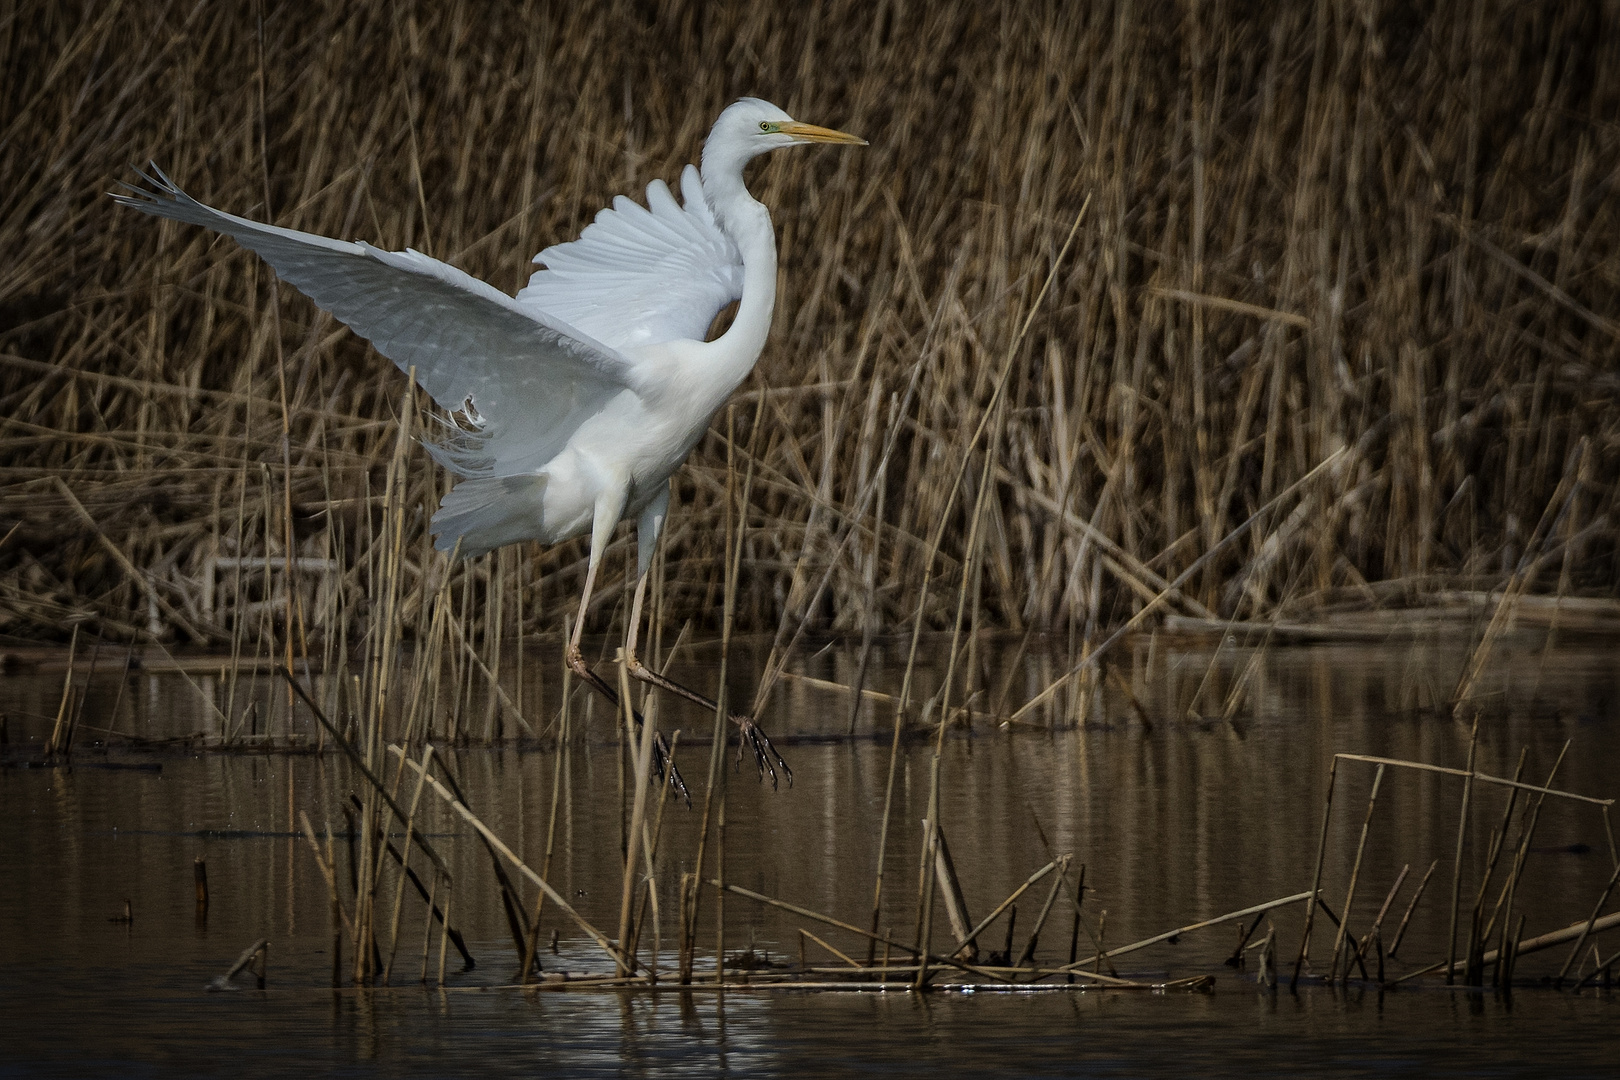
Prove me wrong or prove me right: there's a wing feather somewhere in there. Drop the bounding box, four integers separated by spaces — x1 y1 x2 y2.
516 164 743 350
113 164 641 478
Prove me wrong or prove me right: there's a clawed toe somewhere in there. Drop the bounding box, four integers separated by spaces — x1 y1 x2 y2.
731 715 792 789
651 729 692 807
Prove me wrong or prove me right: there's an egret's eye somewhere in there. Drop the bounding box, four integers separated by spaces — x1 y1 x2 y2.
759 121 778 133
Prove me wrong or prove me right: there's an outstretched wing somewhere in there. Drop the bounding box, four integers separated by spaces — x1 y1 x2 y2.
516 164 742 350
112 164 640 477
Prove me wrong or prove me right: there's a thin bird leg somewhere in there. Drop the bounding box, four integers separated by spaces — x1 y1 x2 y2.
562 571 688 803
623 566 792 790
561 501 688 801
562 548 619 704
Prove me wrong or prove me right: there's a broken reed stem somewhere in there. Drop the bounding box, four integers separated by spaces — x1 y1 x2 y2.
1446 909 1620 976
867 698 906 966
299 811 350 986
1388 859 1440 959
630 729 679 979
681 398 755 984
382 743 434 984
1015 855 1071 968
1446 719 1480 985
1293 755 1338 986
1059 892 1315 977
1330 764 1384 982
955 857 1063 956
1355 862 1410 968
1331 754 1613 808
1471 750 1529 918
520 691 569 983
799 929 861 969
1011 448 1349 726
387 743 627 970
1555 851 1620 987
1484 740 1572 950
912 749 944 989
711 879 1013 984
921 823 976 962
614 656 656 977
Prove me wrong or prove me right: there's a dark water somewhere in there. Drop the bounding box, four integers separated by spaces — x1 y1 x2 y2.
3 636 1619 1076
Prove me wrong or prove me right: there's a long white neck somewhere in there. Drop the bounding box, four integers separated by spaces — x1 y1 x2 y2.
701 166 777 387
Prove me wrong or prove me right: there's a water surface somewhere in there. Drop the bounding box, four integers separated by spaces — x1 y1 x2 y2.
3 636 1617 1076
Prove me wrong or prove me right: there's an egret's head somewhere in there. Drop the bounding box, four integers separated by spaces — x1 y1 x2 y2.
701 98 866 179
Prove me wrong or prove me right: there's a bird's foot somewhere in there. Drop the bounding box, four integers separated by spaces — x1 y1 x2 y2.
569 647 690 804
731 714 792 790
652 729 692 807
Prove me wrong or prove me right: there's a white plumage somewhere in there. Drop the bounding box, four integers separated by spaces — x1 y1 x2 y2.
115 97 864 784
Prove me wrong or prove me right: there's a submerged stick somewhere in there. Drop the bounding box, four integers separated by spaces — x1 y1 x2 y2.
209 939 269 991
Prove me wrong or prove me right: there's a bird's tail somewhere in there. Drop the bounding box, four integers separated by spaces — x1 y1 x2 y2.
431 474 546 558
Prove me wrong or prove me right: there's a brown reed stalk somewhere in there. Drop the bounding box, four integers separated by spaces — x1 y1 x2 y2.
299 811 351 986
1354 863 1410 970
627 730 679 979
381 744 434 984
1388 860 1440 960
1555 842 1620 987
710 880 1011 984
614 656 657 977
6 1 1620 750
1293 755 1337 986
520 679 569 983
387 743 625 969
912 749 944 989
1062 892 1314 978
1330 764 1384 981
1446 718 1480 984
1015 855 1071 969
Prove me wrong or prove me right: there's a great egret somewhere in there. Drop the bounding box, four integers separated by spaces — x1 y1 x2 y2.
115 97 865 786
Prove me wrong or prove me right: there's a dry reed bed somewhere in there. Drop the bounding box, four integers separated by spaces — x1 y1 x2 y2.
2 1 1619 726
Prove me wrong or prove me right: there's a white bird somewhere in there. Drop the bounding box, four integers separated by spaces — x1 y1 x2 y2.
115 97 865 786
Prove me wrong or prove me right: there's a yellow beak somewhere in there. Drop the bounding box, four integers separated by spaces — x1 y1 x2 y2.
779 121 868 146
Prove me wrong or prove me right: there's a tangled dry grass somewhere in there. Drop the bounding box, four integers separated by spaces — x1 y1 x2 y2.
2 0 1617 668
